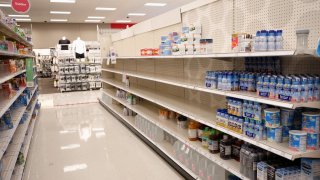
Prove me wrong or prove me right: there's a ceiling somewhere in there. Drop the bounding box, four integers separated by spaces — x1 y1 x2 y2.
1 0 194 23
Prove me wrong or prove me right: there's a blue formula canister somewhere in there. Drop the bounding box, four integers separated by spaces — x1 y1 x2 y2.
264 108 280 128
307 133 319 150
302 112 320 133
281 108 295 126
289 130 307 152
282 126 292 142
267 127 282 143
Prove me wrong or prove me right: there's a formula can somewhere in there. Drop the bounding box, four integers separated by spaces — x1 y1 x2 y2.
281 108 295 126
264 108 281 128
289 130 307 152
267 127 282 143
307 133 319 150
302 112 320 133
282 126 292 142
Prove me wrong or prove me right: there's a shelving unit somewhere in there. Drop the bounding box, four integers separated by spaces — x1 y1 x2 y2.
0 87 27 118
116 50 296 59
101 89 248 179
0 21 33 47
101 78 320 161
0 51 35 58
99 98 200 180
102 68 320 109
0 85 38 160
0 19 39 180
0 70 26 84
0 96 38 180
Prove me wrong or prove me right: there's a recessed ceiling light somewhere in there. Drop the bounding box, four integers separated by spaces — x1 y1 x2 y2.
116 20 132 23
88 16 105 19
50 19 68 22
15 18 32 21
95 7 116 11
50 11 71 14
128 13 146 16
9 15 30 17
144 3 167 7
85 20 101 22
50 0 75 3
0 3 11 7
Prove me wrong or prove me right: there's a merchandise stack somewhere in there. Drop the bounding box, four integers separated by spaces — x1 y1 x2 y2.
56 43 102 92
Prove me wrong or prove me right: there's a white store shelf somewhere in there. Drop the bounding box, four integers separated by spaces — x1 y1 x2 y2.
0 69 26 84
11 111 38 180
0 51 35 58
0 85 37 160
102 89 247 180
101 78 320 160
0 97 38 180
0 21 33 47
0 87 27 118
102 68 320 109
117 51 296 59
99 98 199 180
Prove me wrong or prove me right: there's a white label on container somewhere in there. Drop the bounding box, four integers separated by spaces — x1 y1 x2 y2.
225 146 231 155
188 129 197 138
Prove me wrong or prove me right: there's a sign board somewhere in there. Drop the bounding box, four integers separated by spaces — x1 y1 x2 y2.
26 58 34 87
11 0 31 13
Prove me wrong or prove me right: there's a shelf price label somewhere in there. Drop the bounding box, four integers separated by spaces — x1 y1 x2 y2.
11 0 31 13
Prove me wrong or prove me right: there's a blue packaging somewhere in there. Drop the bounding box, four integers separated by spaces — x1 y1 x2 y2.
314 76 320 101
276 75 284 99
260 75 270 97
291 76 301 103
300 76 309 102
269 75 277 99
267 126 282 143
282 126 292 142
307 133 319 150
264 108 280 128
289 130 307 152
301 158 320 180
307 76 314 101
1 110 13 129
280 108 295 126
302 112 320 133
279 77 292 101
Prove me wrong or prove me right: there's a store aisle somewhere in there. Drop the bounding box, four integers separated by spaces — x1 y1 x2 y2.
23 92 182 180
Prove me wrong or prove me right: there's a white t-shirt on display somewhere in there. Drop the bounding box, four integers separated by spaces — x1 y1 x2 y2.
73 39 86 54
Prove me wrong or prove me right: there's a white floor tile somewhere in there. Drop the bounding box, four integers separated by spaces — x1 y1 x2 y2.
23 100 182 180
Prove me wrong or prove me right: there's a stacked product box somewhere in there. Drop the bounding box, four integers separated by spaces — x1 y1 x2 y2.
216 97 320 152
159 24 213 56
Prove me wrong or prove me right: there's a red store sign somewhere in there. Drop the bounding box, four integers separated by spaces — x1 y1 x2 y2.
11 0 31 13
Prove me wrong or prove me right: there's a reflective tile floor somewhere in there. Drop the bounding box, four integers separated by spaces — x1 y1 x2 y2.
23 92 182 180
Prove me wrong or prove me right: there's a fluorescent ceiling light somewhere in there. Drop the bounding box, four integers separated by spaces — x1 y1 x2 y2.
15 18 32 21
9 15 30 17
95 7 116 11
116 20 132 23
50 0 75 3
88 16 105 19
128 13 146 16
50 11 71 14
144 3 167 7
0 3 11 7
50 19 68 22
85 20 101 22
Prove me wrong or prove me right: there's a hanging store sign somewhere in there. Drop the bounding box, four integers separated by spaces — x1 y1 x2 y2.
11 0 31 13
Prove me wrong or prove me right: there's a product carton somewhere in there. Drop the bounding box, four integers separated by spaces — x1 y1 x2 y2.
301 158 320 180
